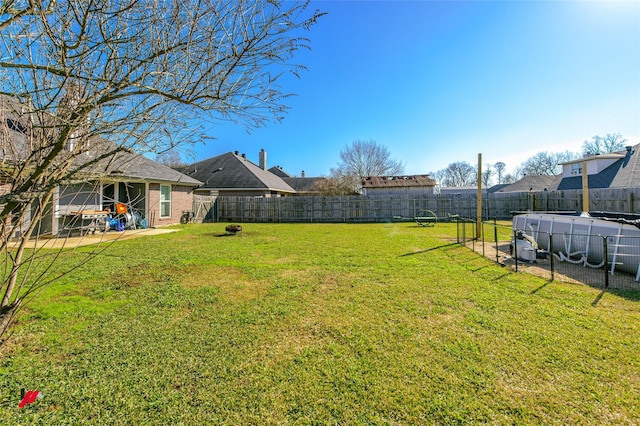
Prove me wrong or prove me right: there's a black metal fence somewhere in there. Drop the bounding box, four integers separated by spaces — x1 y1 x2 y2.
457 219 640 290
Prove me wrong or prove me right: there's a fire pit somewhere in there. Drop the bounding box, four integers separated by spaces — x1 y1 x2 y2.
225 224 242 235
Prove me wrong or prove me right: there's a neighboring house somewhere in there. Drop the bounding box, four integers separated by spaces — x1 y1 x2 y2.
361 175 436 196
282 176 327 195
486 184 510 194
496 143 640 193
556 144 640 190
1 95 202 237
268 165 327 195
494 175 561 193
184 150 295 197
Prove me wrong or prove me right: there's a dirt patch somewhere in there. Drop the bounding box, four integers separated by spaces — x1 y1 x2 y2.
181 265 268 305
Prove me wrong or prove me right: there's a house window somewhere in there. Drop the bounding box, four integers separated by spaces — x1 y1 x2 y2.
571 163 582 175
6 118 27 134
160 185 171 218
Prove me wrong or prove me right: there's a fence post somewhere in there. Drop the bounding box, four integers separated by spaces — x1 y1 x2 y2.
494 218 499 264
462 218 466 245
549 233 554 282
481 220 485 258
603 236 609 288
513 230 519 272
472 220 475 250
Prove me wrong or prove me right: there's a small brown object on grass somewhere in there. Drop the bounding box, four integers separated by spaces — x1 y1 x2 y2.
225 224 242 234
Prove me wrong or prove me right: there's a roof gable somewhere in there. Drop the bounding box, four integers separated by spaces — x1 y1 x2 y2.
268 166 292 178
283 176 326 192
557 143 640 190
610 143 640 188
497 175 561 193
96 150 202 185
556 160 621 190
186 152 294 192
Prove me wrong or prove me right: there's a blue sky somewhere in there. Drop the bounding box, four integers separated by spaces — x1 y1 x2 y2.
191 0 640 178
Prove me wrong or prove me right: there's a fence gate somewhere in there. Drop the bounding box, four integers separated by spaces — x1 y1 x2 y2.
192 194 217 223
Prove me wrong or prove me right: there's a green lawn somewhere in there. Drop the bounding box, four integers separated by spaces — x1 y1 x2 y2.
1 223 639 424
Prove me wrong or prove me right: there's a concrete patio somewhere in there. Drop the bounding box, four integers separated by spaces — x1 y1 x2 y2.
6 228 179 250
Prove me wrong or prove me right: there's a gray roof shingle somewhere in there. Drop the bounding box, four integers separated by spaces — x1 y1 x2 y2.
609 143 640 188
93 149 202 186
496 175 561 193
185 152 295 193
268 166 292 178
283 177 327 192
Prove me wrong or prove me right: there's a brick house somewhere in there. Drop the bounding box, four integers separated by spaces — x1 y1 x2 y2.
1 95 201 237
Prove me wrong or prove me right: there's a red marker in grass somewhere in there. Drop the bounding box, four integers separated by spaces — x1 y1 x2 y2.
19 389 43 408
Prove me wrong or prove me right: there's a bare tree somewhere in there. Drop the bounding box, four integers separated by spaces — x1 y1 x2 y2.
519 151 579 176
439 161 476 187
0 0 323 340
429 169 445 193
155 149 187 169
336 139 405 179
494 162 506 184
583 133 627 155
481 163 494 188
502 173 517 184
313 169 360 196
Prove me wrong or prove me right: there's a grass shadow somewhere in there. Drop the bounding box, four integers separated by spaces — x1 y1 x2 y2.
531 281 552 294
399 242 460 257
591 290 605 307
469 264 492 273
592 288 640 306
203 232 246 238
490 271 513 281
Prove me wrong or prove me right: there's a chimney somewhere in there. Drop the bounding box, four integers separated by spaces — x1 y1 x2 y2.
301 170 306 178
241 153 246 159
234 150 239 155
259 148 267 170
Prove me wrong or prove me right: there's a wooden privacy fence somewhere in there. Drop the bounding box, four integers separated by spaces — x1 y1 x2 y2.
192 194 217 223
214 194 471 223
201 187 640 223
489 188 640 218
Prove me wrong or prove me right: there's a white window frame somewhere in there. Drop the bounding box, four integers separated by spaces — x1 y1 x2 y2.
571 163 582 175
160 184 171 218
